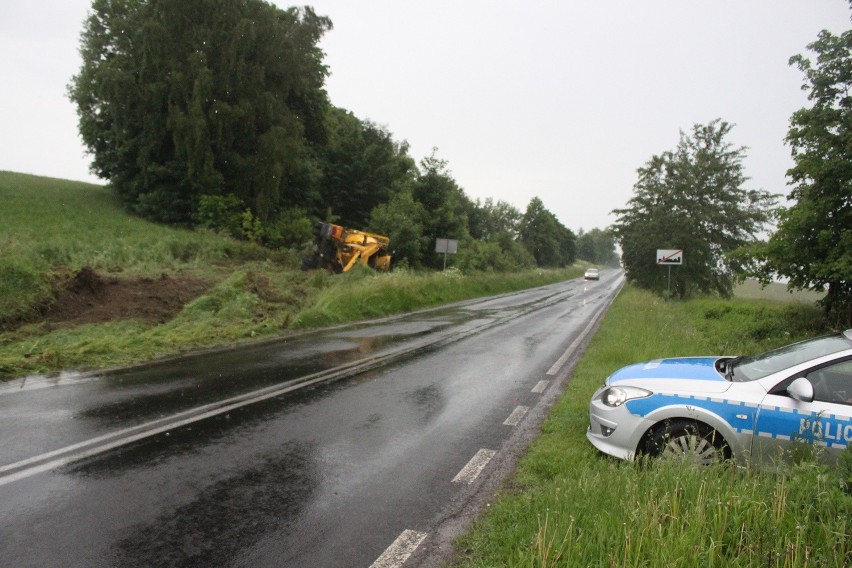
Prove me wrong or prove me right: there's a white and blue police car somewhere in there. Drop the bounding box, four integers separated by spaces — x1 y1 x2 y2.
587 330 852 465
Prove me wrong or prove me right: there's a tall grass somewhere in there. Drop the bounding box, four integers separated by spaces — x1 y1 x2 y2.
454 287 850 567
0 171 272 271
0 171 274 322
292 266 583 328
0 264 313 375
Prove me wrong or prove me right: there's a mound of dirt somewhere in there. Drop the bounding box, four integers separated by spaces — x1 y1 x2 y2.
42 267 209 327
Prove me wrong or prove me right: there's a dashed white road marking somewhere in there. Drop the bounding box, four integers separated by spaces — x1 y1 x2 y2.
503 406 529 426
531 380 549 394
452 449 496 485
370 529 427 568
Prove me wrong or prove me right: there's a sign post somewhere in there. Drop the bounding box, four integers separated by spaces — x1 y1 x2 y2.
656 249 683 296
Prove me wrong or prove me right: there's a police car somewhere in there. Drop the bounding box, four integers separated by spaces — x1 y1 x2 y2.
587 330 852 466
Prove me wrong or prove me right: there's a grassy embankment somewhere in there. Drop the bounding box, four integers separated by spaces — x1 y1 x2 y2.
0 171 582 378
453 286 850 567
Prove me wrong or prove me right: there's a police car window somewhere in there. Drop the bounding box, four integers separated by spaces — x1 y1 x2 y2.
733 335 852 382
806 360 852 406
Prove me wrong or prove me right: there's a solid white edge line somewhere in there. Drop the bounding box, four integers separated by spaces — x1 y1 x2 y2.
370 529 428 568
547 292 604 376
503 406 529 426
531 380 549 394
546 325 591 376
0 368 352 486
546 278 623 376
452 449 496 485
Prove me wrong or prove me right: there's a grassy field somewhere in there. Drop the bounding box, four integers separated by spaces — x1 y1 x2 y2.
0 171 583 378
452 287 849 567
734 278 825 304
0 171 272 321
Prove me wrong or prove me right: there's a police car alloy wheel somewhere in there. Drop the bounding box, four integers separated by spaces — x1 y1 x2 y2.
643 419 730 465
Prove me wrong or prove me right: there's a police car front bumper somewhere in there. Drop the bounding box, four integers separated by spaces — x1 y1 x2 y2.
587 389 655 460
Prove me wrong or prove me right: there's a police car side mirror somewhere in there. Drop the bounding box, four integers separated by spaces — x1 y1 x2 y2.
787 377 814 403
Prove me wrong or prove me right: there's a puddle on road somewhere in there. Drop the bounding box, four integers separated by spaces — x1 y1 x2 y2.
0 371 98 395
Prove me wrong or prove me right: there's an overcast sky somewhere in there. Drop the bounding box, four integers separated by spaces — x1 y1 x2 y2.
1 1 849 232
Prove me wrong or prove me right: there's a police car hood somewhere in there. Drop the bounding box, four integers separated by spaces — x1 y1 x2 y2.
607 357 730 392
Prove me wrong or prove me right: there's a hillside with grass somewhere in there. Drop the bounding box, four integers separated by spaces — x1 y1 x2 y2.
0 171 582 379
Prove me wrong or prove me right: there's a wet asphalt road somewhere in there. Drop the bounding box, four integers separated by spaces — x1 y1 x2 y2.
0 271 623 567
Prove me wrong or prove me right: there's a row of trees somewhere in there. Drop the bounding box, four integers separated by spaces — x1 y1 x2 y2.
612 17 851 325
69 0 608 271
369 158 578 270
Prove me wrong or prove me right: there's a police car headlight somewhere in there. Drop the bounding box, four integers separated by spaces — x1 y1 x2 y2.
601 386 652 407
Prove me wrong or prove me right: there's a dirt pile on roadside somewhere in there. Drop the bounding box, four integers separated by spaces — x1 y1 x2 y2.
42 267 209 327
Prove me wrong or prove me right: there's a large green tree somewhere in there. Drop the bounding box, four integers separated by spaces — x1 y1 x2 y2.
577 228 619 266
317 107 416 227
752 26 852 325
461 198 535 271
69 0 331 224
411 152 472 268
519 197 576 268
468 198 522 241
368 188 427 269
612 120 777 298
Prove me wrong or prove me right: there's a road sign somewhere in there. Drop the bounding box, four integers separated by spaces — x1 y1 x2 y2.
435 239 458 254
436 238 459 270
656 249 683 265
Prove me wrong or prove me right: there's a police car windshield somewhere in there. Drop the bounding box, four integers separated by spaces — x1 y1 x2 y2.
732 334 852 382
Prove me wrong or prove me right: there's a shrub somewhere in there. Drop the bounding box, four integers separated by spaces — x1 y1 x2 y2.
261 208 314 249
195 194 245 238
456 236 536 272
0 258 51 323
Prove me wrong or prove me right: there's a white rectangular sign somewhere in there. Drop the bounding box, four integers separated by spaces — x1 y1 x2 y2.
656 249 683 265
436 238 458 254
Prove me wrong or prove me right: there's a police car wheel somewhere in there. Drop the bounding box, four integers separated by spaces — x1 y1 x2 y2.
645 420 729 465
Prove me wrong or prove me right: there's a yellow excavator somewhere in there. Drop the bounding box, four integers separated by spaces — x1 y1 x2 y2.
302 222 392 273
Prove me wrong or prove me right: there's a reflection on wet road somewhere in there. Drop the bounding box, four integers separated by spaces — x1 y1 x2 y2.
0 272 623 567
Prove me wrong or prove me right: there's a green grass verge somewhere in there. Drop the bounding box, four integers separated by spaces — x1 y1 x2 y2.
0 264 581 378
453 286 850 567
292 266 583 328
